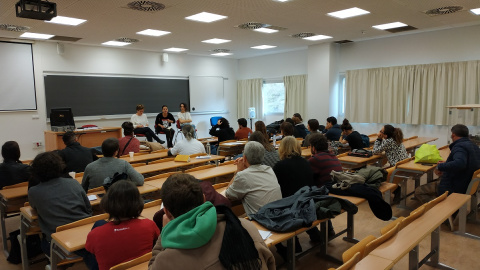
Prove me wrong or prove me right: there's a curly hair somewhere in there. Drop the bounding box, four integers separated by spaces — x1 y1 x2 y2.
31 151 65 182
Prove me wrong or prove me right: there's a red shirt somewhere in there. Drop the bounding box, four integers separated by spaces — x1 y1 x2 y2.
85 219 160 270
235 127 253 140
118 136 140 156
308 152 343 187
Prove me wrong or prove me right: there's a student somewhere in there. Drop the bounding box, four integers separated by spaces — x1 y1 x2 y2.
0 141 31 189
168 125 206 156
248 131 280 168
292 113 307 139
322 116 342 141
254 120 269 141
155 105 176 148
372 124 408 166
85 180 160 270
339 119 364 150
303 119 320 147
118 121 140 156
279 121 294 138
58 131 98 173
131 104 164 144
177 102 196 136
208 117 235 154
235 118 253 140
308 133 343 188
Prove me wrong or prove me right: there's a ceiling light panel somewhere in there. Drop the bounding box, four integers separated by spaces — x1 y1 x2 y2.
303 35 332 41
20 32 54 39
254 28 279 33
46 16 86 26
372 22 407 30
164 47 188 52
251 45 277 49
202 38 231 44
137 29 170 36
471 8 480 15
327 7 370 19
102 41 130 46
185 12 227 23
211 53 232 56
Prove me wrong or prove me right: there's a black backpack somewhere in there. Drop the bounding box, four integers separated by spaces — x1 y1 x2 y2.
103 172 129 191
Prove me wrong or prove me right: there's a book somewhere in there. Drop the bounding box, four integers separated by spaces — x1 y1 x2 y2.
174 154 191 162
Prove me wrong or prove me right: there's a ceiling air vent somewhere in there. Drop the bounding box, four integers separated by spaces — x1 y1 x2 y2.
211 49 230 53
127 1 165 12
115 37 140 43
290 32 315 39
385 25 417 33
425 6 463 16
236 22 267 29
334 40 353 44
50 36 82 42
0 24 30 32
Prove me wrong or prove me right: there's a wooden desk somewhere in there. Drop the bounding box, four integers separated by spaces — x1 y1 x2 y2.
44 127 122 151
198 137 218 145
352 254 393 270
126 261 148 270
134 155 224 175
118 151 169 164
402 137 438 154
0 185 29 256
301 147 312 158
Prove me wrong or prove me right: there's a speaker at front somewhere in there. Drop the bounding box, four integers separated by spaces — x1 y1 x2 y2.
248 107 256 118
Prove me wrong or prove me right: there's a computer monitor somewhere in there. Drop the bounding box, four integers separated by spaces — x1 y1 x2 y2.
50 108 75 131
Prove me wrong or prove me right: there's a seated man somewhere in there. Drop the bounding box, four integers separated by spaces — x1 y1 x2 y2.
168 125 206 156
149 173 275 270
57 131 98 173
118 121 140 156
0 141 31 189
225 141 282 217
82 138 144 191
415 124 480 203
322 116 342 141
234 118 253 140
308 133 343 188
28 151 92 255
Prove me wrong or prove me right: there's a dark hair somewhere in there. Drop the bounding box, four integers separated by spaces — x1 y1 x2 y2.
285 118 294 125
451 124 469 137
293 113 303 122
2 141 21 162
341 119 353 131
218 117 230 129
161 173 204 218
237 118 248 128
136 104 144 111
249 131 274 151
309 133 328 152
307 119 319 131
31 151 65 182
179 102 188 111
292 116 301 125
102 138 120 157
280 122 294 136
101 180 144 225
121 121 134 136
383 125 404 145
162 105 168 110
62 131 76 145
254 121 268 141
326 116 337 125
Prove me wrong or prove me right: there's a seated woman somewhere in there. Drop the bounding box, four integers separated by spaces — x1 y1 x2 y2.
0 141 31 189
254 120 270 141
373 124 408 166
86 180 160 270
339 119 364 150
155 105 176 148
168 125 206 156
177 103 196 136
292 113 307 139
248 131 280 168
279 121 295 138
208 117 235 155
303 119 320 147
118 121 140 157
131 104 164 144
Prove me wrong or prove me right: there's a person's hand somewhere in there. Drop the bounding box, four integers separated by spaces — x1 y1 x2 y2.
235 157 247 172
434 168 443 176
377 132 384 139
168 119 174 123
163 214 173 228
158 124 164 128
137 124 144 128
325 122 332 130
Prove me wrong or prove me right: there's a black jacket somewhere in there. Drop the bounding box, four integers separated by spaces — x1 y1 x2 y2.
209 125 235 143
0 161 31 189
57 142 98 173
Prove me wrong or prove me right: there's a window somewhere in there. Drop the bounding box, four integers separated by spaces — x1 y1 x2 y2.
262 81 285 115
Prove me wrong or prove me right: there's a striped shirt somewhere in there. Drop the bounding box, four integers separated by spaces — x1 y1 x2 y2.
308 152 343 187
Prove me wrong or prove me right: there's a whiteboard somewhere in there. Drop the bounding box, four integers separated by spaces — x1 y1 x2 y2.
0 42 37 111
189 76 224 112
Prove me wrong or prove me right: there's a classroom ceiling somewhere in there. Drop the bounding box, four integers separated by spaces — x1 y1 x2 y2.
1 0 480 59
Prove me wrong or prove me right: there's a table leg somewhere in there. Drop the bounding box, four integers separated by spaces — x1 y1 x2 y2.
19 216 30 270
286 237 295 270
408 245 419 270
50 240 59 270
343 212 358 243
0 201 8 257
454 200 480 239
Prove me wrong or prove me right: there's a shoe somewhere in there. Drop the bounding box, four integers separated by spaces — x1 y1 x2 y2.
307 228 322 243
294 236 303 253
276 244 287 262
392 187 402 204
159 140 165 144
328 229 336 240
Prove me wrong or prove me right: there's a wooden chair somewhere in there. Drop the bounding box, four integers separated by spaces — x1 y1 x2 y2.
88 186 105 193
2 181 28 189
149 157 175 164
399 205 425 230
380 217 405 235
143 199 162 209
329 252 362 270
448 168 480 229
438 145 450 150
185 164 216 173
75 172 84 178
21 159 33 164
212 182 229 190
219 160 235 166
110 252 152 270
239 138 248 141
342 235 376 262
130 162 147 168
424 191 448 212
144 172 175 181
189 153 207 158
364 223 399 255
151 149 168 154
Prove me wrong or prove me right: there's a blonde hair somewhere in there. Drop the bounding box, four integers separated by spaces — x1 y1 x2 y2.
278 136 301 160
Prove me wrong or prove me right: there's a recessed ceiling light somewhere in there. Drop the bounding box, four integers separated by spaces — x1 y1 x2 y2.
136 29 171 36
251 45 277 50
102 41 130 46
471 8 480 15
20 32 54 39
211 53 232 56
164 47 188 52
254 28 279 33
275 0 289 2
46 16 87 26
303 35 332 41
202 38 231 44
372 22 407 30
185 12 227 23
327 7 370 19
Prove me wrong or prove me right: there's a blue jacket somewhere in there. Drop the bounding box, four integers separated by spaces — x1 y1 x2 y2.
437 137 480 195
323 124 342 141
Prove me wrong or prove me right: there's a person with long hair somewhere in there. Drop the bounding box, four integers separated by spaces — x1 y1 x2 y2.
254 120 269 141
292 113 307 139
209 117 235 154
339 119 364 150
86 180 159 270
373 124 408 166
155 105 176 148
177 103 196 136
131 104 164 144
303 119 320 147
168 125 205 156
0 141 31 189
248 131 280 168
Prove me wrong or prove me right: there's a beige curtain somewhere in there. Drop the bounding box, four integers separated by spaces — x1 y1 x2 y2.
237 78 263 119
284 74 307 118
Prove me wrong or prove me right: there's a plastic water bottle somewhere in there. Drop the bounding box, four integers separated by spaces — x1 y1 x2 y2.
248 132 251 139
206 142 211 156
273 133 276 147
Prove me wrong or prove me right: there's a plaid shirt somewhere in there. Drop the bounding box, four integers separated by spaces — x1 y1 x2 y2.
308 152 343 187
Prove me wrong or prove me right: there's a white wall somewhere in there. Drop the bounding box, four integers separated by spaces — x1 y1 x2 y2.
1 42 238 159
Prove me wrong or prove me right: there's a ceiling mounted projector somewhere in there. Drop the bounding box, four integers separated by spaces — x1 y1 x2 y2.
16 0 57 21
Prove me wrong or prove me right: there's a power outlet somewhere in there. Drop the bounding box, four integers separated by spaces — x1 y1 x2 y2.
33 141 43 148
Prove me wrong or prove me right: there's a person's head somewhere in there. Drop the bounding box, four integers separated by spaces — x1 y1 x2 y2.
307 119 319 132
237 118 248 128
292 116 301 125
326 116 337 125
136 104 144 114
31 151 65 182
341 119 353 134
102 138 120 157
243 141 265 166
101 180 144 225
180 103 188 113
162 105 168 114
278 136 301 160
248 131 273 151
62 131 77 146
121 121 134 136
254 121 268 139
2 141 21 162
280 122 294 136
309 133 328 153
285 118 294 125
218 117 230 128
161 173 204 218
382 124 403 145
451 124 469 141
293 113 303 122
182 124 195 140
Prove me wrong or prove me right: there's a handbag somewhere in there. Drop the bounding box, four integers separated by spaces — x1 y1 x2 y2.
348 149 373 158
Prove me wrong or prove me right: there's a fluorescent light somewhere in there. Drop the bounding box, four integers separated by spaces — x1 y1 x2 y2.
471 8 480 15
46 16 86 26
20 32 54 39
185 12 227 23
211 53 232 56
202 38 231 44
137 29 171 37
251 45 277 50
275 0 289 2
303 35 332 41
102 41 130 46
372 22 407 30
164 47 188 52
254 28 279 33
328 7 370 19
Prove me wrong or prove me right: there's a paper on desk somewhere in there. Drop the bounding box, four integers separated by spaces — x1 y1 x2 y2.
196 155 211 159
258 230 272 240
87 195 97 201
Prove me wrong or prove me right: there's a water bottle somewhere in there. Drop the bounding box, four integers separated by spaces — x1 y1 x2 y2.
273 133 276 147
206 142 211 156
248 132 251 139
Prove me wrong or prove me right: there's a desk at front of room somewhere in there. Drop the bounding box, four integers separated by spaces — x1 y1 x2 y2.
44 127 122 151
